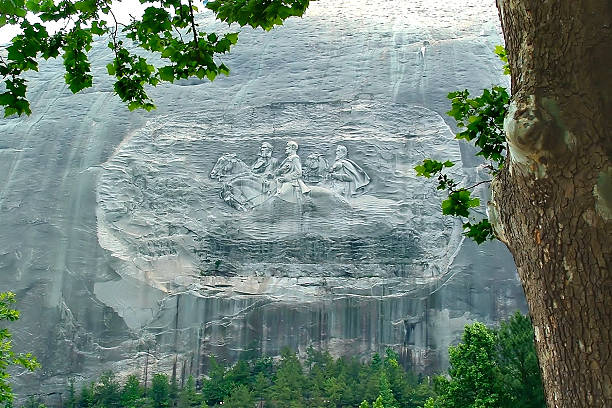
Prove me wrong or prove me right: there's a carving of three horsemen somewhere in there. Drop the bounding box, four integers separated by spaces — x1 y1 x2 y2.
209 141 370 211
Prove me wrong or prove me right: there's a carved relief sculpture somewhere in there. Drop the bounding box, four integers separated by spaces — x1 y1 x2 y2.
303 153 329 184
209 141 370 211
329 145 371 197
274 141 311 203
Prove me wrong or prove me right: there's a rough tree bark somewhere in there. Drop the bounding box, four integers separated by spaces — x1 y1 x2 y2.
489 0 611 406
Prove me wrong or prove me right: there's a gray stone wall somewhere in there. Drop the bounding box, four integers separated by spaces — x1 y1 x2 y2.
0 0 524 401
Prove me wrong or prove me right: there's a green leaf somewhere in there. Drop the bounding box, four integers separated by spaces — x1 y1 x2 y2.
463 219 495 244
0 93 15 106
207 0 309 30
15 7 27 17
161 46 176 58
442 190 479 218
158 66 174 82
219 63 230 76
205 69 217 81
106 63 116 76
494 45 510 75
226 32 239 45
74 0 97 13
415 159 445 178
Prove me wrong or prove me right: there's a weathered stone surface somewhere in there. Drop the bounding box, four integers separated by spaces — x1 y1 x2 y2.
0 0 524 401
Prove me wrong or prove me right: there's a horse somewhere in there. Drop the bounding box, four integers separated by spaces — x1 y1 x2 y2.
219 174 277 211
209 153 251 181
303 153 330 184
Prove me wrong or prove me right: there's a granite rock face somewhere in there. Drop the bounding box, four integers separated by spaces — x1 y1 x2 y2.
0 0 525 400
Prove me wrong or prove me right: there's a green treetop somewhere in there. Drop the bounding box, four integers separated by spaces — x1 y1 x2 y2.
0 292 40 406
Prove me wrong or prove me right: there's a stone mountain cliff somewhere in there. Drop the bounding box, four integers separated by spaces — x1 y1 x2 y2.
0 0 525 400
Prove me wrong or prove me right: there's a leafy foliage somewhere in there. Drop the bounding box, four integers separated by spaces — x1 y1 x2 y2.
414 157 490 243
428 313 545 408
493 45 510 76
177 376 202 408
441 190 479 218
14 314 542 408
0 292 40 406
150 373 170 408
222 384 254 408
446 86 509 167
415 47 510 244
414 159 455 179
461 220 494 245
0 0 308 116
443 323 503 407
207 0 310 31
496 312 546 408
26 347 435 407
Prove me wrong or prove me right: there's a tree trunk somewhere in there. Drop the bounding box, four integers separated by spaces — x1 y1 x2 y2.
490 1 612 407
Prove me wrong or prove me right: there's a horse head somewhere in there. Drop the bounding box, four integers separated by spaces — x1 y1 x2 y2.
304 153 329 183
210 153 249 180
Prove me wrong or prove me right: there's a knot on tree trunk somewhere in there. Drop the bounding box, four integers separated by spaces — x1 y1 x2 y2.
504 95 568 179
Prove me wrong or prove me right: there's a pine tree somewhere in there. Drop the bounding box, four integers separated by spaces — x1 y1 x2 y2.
379 373 398 408
77 382 96 408
223 385 255 408
270 348 305 408
95 371 121 408
252 372 269 407
372 395 385 408
202 357 231 405
359 401 371 408
370 354 382 372
121 375 143 408
496 312 545 408
383 348 410 406
323 376 346 408
177 376 203 408
65 379 77 408
363 356 382 403
228 360 250 388
150 374 171 408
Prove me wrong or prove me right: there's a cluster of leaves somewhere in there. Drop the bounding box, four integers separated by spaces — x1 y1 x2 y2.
0 0 310 116
493 45 510 76
424 312 545 408
414 159 493 244
415 48 510 244
0 292 40 406
208 0 310 30
23 348 435 408
446 86 509 167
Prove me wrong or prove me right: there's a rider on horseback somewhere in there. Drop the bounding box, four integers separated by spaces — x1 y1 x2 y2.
252 142 279 175
274 141 311 203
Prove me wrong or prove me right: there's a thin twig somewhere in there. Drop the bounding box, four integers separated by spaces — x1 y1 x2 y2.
464 179 492 190
174 25 184 42
187 0 199 45
108 7 119 50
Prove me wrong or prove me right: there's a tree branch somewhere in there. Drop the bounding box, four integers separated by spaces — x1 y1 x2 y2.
464 179 492 190
187 0 199 45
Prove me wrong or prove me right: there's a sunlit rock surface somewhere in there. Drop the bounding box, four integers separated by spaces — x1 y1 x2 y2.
0 0 524 400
